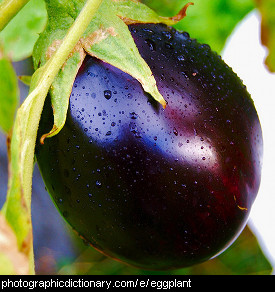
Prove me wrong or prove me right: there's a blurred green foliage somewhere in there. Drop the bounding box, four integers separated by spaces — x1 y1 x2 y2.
48 226 272 275
256 0 275 72
143 0 255 53
0 53 19 134
0 0 47 61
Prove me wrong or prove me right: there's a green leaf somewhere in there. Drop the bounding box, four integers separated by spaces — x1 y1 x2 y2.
39 50 86 142
0 50 19 134
142 0 186 16
82 0 166 105
114 0 193 25
256 0 275 72
0 0 47 61
115 0 166 23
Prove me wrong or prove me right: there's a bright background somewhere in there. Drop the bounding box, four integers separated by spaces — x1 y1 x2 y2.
222 10 275 271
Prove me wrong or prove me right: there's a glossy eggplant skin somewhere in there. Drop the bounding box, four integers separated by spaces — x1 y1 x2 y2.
36 24 263 270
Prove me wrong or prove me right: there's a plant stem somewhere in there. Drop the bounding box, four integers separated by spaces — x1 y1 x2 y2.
23 0 105 196
0 0 30 31
18 0 104 218
3 0 103 275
